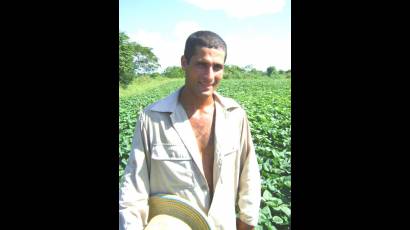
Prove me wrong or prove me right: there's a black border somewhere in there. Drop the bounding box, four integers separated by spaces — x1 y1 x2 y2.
4 1 119 228
5 0 406 229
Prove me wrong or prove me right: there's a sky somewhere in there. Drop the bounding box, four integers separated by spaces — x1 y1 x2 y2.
119 0 291 72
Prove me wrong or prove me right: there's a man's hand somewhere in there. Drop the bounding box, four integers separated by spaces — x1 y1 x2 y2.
236 218 255 230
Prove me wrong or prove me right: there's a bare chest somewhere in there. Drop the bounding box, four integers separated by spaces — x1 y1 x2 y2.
189 112 215 193
189 115 214 152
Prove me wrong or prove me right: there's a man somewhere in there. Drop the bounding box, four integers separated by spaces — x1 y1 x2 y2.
119 31 261 230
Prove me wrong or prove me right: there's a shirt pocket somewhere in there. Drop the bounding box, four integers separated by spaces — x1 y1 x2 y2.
221 146 239 163
150 144 195 191
223 147 238 157
216 147 239 186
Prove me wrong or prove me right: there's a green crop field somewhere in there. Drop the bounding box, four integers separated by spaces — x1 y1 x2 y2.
119 76 291 230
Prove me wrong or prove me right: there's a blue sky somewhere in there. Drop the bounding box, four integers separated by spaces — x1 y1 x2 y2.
119 0 291 71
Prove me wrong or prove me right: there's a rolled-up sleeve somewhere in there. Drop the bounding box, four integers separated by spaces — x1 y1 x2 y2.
119 113 151 230
237 113 261 226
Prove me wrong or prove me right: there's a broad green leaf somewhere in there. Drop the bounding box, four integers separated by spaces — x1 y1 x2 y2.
272 216 284 224
284 180 291 188
261 206 272 219
263 190 274 201
280 206 291 217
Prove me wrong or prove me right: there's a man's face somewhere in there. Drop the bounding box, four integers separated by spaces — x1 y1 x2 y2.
181 47 225 99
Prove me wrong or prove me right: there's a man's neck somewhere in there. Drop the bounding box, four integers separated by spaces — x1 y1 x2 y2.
179 87 215 116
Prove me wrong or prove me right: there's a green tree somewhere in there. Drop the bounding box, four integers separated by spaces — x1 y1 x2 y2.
285 69 291 78
267 66 277 77
119 32 160 86
244 64 254 72
119 32 135 85
224 65 245 78
247 67 265 77
134 44 160 74
163 66 184 78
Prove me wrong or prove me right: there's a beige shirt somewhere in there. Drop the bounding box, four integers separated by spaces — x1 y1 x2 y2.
119 88 261 230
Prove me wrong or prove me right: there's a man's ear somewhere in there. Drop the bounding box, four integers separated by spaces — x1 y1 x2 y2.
181 55 188 69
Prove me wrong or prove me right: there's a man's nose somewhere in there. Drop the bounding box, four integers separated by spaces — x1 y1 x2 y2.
202 66 214 81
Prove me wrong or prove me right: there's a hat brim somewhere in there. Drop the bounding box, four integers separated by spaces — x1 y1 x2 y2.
148 194 213 230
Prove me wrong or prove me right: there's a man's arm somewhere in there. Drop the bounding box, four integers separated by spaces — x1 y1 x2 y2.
119 114 151 230
237 112 261 228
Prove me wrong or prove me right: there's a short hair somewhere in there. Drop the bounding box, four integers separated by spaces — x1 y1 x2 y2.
183 31 227 64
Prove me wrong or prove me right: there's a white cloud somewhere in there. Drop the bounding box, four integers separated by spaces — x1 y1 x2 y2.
128 30 162 50
224 33 291 71
184 0 286 18
126 25 291 73
174 21 201 41
128 30 181 71
183 0 223 10
127 22 205 72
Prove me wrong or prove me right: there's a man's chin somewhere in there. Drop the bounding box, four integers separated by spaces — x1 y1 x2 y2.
196 89 214 97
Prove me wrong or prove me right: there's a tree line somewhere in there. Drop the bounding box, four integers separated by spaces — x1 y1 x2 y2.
120 31 290 87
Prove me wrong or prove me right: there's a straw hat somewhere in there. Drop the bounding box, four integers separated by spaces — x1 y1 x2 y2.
146 194 214 230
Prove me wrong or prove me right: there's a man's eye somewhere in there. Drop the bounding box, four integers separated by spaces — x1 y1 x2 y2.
214 65 223 71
